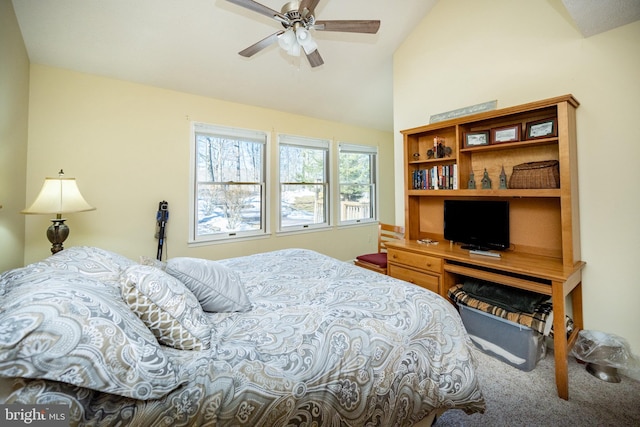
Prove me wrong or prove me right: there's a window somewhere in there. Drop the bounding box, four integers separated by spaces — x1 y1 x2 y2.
278 134 330 231
191 123 267 242
338 143 378 224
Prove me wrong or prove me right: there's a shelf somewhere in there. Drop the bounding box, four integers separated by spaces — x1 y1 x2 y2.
407 188 561 198
409 156 456 165
460 137 558 153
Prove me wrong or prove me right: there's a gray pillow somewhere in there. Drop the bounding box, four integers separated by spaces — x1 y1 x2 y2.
0 273 182 400
165 257 251 313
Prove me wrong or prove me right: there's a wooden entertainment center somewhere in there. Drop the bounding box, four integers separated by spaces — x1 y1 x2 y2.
387 95 585 400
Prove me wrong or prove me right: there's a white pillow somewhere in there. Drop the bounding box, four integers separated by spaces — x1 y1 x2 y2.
166 257 251 313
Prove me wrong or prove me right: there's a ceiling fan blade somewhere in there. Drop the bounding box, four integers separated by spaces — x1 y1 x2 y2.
314 20 380 34
226 0 287 21
298 0 321 16
238 31 284 57
305 49 324 68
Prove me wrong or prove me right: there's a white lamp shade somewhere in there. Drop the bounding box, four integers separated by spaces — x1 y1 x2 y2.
296 28 311 43
288 41 301 56
295 28 318 54
278 28 317 56
278 29 297 51
22 177 95 215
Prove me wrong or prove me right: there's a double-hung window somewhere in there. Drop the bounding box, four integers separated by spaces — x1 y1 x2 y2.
191 123 267 242
278 134 330 231
338 143 378 224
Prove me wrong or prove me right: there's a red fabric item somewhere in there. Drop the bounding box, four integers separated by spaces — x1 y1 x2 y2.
356 253 387 268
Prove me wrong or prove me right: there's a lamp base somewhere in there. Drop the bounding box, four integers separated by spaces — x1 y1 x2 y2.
47 218 69 254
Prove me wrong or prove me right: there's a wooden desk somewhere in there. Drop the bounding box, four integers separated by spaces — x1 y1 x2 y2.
386 240 585 400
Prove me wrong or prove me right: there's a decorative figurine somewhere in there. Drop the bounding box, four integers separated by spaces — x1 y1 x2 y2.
481 168 492 189
468 171 476 189
427 137 452 160
499 165 508 189
413 153 420 160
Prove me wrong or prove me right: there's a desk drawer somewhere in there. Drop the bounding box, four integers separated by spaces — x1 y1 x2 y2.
389 264 439 294
387 249 442 274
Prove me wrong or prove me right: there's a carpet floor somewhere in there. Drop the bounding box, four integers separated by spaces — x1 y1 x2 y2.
434 345 640 426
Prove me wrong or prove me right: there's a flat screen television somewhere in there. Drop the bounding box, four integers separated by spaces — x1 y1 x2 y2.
444 200 510 251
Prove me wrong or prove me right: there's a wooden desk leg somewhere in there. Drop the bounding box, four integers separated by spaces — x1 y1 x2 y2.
552 280 569 400
571 281 584 331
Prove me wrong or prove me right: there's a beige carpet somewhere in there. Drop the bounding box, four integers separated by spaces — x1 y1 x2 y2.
435 345 640 426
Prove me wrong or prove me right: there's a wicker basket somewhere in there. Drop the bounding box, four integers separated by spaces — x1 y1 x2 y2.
509 160 560 189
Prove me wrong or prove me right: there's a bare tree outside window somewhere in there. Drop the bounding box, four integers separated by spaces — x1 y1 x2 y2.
193 124 267 241
278 136 329 231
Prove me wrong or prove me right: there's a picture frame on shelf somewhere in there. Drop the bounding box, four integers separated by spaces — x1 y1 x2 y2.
525 118 557 139
491 124 521 144
464 131 490 147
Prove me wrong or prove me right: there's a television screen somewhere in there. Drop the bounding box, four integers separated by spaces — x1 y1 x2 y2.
444 200 510 251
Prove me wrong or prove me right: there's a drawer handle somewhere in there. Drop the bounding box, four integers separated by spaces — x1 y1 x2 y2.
392 254 397 259
426 262 432 267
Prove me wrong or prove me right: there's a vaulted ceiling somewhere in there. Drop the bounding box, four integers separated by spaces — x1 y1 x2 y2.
11 0 640 131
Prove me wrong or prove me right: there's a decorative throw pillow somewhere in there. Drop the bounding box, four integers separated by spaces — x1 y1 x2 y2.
0 278 181 400
121 265 212 351
165 257 251 313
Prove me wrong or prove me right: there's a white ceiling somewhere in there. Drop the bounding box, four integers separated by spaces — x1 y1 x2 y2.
562 0 640 37
11 0 640 132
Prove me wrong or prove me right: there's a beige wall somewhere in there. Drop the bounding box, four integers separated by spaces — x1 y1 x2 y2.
394 0 640 352
23 65 395 265
0 0 29 271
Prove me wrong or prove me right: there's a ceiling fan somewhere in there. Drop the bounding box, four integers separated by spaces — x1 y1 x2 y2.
226 0 381 67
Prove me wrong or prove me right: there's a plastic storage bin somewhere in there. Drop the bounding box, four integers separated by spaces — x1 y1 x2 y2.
459 304 546 371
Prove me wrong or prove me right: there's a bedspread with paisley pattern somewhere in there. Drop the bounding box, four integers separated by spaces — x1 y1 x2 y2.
1 248 484 426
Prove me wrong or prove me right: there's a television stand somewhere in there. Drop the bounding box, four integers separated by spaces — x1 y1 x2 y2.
385 239 585 400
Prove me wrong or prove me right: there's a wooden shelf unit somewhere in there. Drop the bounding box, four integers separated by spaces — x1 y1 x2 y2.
392 95 585 400
401 94 581 266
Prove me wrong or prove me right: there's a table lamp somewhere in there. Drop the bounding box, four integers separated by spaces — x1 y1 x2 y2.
22 169 96 254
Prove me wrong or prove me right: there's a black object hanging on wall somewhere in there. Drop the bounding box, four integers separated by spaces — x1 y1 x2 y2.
156 201 169 261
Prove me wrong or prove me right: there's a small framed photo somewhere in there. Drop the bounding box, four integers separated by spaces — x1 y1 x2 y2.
491 124 521 144
526 118 557 140
464 131 490 147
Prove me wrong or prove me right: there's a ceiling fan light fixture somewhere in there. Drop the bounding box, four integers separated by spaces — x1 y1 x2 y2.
277 29 297 54
278 28 313 56
299 35 318 54
295 27 318 54
295 27 310 42
288 41 302 56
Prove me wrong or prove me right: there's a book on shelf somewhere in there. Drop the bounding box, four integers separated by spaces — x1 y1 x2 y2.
411 164 457 190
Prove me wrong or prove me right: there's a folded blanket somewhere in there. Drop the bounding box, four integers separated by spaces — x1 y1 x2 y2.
462 279 549 314
448 284 574 338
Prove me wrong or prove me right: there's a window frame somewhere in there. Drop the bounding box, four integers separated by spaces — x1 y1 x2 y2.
189 122 270 244
337 142 379 226
277 134 331 233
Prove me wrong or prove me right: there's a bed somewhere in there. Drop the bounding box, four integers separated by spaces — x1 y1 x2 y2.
0 246 485 426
